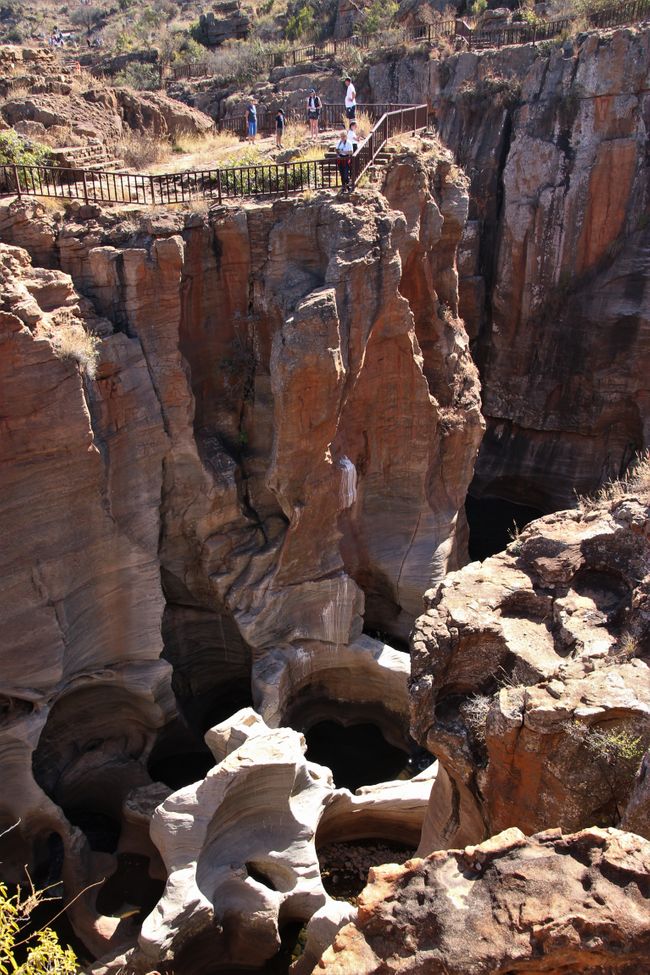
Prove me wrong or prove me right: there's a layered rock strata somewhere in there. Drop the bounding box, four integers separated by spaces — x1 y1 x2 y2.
411 479 650 852
369 25 650 510
315 826 650 974
0 145 481 963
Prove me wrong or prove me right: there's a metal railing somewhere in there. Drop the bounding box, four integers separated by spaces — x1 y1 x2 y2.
0 104 428 206
467 0 649 49
169 22 456 81
218 102 419 139
168 0 650 78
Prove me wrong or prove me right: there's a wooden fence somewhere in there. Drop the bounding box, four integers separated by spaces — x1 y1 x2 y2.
0 104 428 206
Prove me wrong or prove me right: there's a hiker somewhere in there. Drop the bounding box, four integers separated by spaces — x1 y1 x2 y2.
306 87 322 138
246 98 257 143
347 119 359 152
336 128 354 193
344 75 356 120
275 108 285 148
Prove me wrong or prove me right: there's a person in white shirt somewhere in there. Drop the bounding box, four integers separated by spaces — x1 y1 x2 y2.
346 120 359 153
336 129 354 192
344 76 356 120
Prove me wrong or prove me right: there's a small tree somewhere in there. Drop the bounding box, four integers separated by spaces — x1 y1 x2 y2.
70 5 103 35
0 822 78 975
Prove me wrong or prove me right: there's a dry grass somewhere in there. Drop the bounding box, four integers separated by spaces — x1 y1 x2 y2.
293 145 325 164
461 693 492 744
350 109 373 140
576 450 650 513
281 121 310 148
45 323 101 378
117 132 171 170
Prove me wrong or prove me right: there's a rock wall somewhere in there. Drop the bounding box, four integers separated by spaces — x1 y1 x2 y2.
0 147 481 961
368 25 650 511
410 476 650 853
315 826 650 974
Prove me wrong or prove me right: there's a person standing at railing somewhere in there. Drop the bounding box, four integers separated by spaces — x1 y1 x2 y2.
336 129 354 193
246 98 257 144
344 76 356 120
306 88 322 139
275 108 286 148
346 120 359 152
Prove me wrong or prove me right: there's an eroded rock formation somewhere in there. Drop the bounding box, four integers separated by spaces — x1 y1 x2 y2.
129 708 433 975
0 144 481 964
411 478 650 853
315 826 650 974
368 25 650 511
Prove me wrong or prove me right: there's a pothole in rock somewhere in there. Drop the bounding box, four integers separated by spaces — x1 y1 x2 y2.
283 688 413 792
95 853 165 922
303 719 411 792
63 808 121 854
169 920 307 975
147 717 216 792
318 839 414 902
465 494 544 561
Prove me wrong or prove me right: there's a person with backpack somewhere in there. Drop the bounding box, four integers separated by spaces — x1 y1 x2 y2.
275 108 286 148
246 98 257 143
306 88 322 138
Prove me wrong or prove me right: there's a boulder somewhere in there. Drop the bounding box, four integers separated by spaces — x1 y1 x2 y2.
315 827 650 974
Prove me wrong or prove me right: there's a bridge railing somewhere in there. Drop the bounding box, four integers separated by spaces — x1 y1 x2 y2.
0 104 428 206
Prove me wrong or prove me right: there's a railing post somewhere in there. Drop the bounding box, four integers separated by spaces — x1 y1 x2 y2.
284 164 289 197
216 169 222 204
149 175 155 205
82 170 89 204
12 164 21 200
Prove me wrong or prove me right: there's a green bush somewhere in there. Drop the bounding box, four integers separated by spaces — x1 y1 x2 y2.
114 62 161 90
286 1 314 40
0 877 78 975
0 132 52 168
362 0 398 35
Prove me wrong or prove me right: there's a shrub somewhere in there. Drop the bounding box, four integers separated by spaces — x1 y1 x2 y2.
114 62 161 90
0 874 78 974
457 73 522 111
70 5 103 34
0 132 53 188
462 693 492 744
48 324 101 379
362 0 398 35
117 131 170 169
565 721 648 822
286 0 314 40
471 0 487 13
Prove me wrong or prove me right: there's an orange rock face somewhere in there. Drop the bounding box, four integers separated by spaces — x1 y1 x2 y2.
0 152 481 959
411 487 650 853
314 827 650 974
368 26 650 510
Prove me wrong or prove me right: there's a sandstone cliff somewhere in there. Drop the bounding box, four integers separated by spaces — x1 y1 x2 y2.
368 25 650 512
0 147 482 960
411 466 650 853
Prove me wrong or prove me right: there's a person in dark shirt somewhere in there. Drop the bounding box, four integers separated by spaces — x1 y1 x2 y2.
275 108 286 148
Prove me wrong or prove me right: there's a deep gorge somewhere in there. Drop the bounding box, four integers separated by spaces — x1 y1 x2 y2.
0 20 649 975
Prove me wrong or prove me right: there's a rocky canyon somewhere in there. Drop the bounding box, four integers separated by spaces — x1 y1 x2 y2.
0 18 649 975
